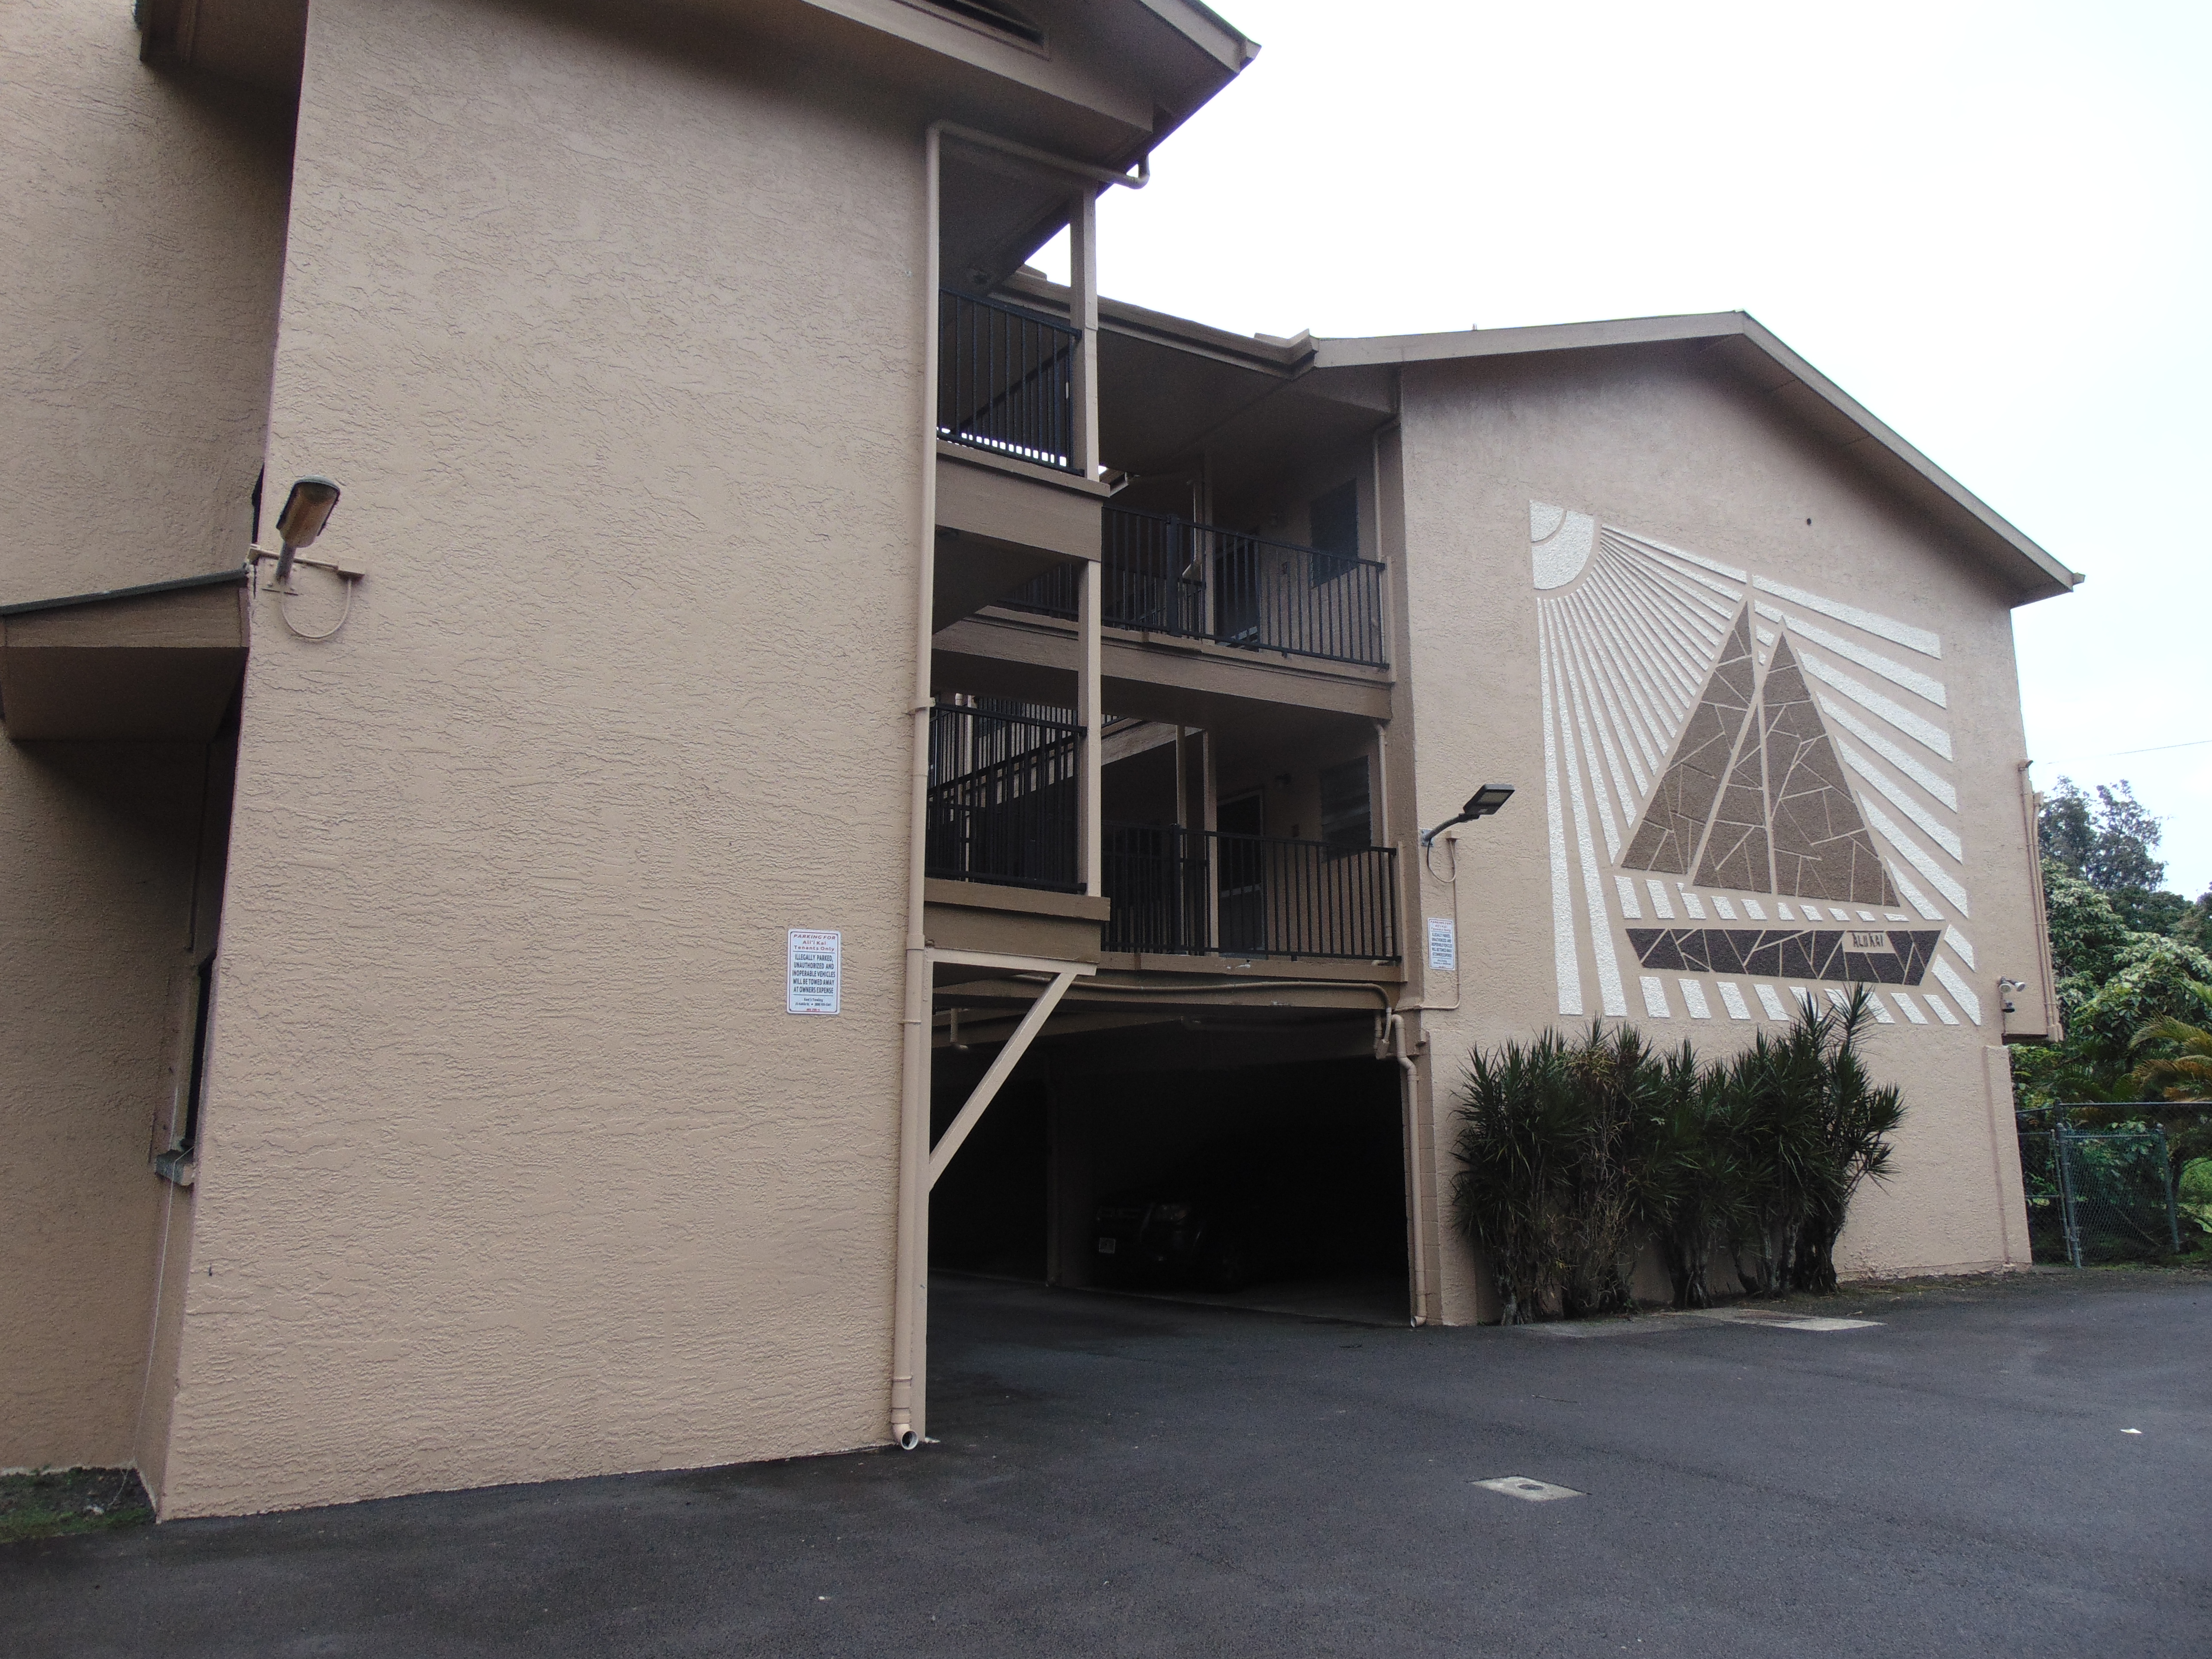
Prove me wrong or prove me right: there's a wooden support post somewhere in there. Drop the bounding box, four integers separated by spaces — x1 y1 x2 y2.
1069 186 1100 480
1077 558 1103 896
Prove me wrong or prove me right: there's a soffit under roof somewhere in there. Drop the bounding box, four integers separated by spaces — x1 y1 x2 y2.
136 0 308 96
0 570 249 742
1000 273 1393 487
137 0 1249 169
142 0 1252 294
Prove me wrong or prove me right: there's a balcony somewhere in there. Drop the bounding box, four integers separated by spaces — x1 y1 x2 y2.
1103 821 1400 962
925 700 1082 892
1001 507 1388 669
938 290 1080 475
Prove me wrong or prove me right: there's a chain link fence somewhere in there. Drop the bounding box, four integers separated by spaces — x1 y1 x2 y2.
2017 1104 2211 1266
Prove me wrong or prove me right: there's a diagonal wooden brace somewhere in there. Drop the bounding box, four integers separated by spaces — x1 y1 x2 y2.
927 966 1081 1190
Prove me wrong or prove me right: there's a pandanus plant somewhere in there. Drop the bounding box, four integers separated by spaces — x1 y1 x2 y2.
1449 1030 1580 1325
1636 1042 1749 1310
1452 987 1905 1320
1786 986 1905 1294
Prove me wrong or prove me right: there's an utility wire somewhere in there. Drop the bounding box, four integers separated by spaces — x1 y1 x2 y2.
2035 736 2212 763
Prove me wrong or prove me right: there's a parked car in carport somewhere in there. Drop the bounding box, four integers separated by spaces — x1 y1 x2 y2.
1092 1189 1306 1291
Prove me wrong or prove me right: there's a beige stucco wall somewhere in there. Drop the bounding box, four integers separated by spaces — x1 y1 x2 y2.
153 0 926 1518
0 745 210 1470
0 1 294 600
1394 346 2046 1322
0 3 291 1471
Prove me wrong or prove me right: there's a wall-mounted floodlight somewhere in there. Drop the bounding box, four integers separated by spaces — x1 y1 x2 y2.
1997 976 2027 1015
1420 784 1515 847
271 476 342 592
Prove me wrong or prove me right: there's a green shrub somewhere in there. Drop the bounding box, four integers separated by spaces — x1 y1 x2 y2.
1449 1028 1581 1325
2178 1158 2212 1237
1637 1042 1747 1310
1450 988 1904 1320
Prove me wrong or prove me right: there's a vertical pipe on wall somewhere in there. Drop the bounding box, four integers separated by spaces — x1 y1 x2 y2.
891 122 944 1452
893 130 1144 1444
2018 760 2061 1042
1384 1012 1432 1326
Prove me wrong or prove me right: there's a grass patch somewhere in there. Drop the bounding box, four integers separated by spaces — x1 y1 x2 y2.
0 1468 153 1546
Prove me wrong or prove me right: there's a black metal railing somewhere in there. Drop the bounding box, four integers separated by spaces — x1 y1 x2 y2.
1002 507 1389 667
1103 821 1399 960
927 702 1081 891
938 290 1079 473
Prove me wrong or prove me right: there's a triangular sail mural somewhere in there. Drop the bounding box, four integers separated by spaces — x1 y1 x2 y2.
1531 507 1980 1028
1620 608 1757 876
1757 637 1898 906
1622 607 1897 908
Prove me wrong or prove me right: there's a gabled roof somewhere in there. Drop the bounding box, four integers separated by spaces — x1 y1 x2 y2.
1315 313 2080 604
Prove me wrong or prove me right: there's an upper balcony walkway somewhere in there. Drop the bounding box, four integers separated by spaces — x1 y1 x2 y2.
997 505 1387 671
938 290 1084 476
924 702 1400 966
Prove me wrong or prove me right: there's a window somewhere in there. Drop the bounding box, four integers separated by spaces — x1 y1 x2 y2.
1308 480 1358 585
1319 758 1371 854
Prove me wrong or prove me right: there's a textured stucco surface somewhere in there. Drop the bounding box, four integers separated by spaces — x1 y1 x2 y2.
0 0 294 601
156 0 926 1518
0 744 208 1469
1394 348 2045 1323
0 3 290 1471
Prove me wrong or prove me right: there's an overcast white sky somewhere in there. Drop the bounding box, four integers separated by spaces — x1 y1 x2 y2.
1037 0 2212 896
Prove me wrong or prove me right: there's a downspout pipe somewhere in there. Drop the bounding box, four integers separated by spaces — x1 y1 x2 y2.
892 119 1153 1453
890 120 945 1455
1384 1012 1432 1327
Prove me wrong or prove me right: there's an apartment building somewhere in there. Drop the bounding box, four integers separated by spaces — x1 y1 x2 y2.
2 0 2075 1519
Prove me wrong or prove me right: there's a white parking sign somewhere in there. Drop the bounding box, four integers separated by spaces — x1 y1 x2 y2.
787 930 842 1015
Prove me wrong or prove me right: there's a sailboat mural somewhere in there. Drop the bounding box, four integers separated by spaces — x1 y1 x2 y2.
1623 608 1897 908
1529 501 1984 1030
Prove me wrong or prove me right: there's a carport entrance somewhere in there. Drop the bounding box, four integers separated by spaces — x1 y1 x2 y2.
930 1042 1410 1326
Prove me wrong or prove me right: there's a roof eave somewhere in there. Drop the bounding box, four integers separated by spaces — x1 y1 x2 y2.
1131 0 1260 71
1319 313 2081 606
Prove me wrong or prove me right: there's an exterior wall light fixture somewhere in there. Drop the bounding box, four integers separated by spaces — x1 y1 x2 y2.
272 475 342 593
1421 784 1515 847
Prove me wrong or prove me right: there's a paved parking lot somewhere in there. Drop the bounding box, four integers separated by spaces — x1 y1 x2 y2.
3 1270 2205 1657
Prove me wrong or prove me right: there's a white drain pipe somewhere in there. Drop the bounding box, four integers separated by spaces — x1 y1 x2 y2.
1384 1012 1432 1327
891 121 1151 1452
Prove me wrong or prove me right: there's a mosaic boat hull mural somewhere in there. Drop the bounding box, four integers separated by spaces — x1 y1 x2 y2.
1531 501 1982 1030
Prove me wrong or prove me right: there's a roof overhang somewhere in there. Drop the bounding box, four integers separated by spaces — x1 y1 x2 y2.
1316 313 2081 606
0 569 249 741
139 0 1257 298
135 0 1255 173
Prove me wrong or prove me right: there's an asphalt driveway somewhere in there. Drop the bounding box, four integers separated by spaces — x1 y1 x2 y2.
3 1270 2204 1657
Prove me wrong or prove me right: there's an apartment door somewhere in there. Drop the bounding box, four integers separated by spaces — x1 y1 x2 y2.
1216 791 1265 954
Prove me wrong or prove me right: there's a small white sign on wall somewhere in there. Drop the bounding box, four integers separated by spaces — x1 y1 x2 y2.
787 929 842 1015
1428 917 1457 972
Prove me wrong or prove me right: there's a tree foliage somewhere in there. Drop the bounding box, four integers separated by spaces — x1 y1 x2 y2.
2017 776 2212 1113
2013 862 2212 1108
2040 776 2166 893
